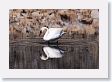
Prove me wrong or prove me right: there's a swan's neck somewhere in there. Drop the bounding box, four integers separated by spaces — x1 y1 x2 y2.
45 28 48 31
42 27 49 32
41 27 49 36
43 27 49 39
41 55 48 60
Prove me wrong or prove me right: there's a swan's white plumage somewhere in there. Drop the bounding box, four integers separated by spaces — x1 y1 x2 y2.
40 46 64 60
40 27 65 41
44 47 63 58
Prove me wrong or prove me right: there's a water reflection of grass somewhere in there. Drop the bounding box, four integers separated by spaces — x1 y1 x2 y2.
9 39 99 69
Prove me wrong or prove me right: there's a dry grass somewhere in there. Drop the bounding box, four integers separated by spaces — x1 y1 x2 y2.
9 9 99 40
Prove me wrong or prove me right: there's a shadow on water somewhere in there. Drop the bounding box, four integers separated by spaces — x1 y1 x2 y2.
9 40 99 69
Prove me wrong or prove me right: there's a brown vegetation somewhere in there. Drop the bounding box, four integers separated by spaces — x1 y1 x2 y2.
9 9 99 40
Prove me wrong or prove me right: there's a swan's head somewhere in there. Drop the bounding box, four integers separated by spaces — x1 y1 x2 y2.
40 55 48 60
39 26 48 36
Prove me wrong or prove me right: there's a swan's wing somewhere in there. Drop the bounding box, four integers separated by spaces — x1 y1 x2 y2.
43 47 63 58
44 28 63 40
48 33 61 40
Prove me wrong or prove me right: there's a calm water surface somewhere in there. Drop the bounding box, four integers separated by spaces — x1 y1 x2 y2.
9 39 99 69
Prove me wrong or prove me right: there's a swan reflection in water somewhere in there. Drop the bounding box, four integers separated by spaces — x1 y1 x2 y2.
40 45 65 60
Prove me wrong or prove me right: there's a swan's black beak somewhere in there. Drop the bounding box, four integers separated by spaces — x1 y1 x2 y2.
39 30 42 36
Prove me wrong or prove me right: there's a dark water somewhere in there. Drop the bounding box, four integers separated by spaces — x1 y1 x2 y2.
9 39 99 69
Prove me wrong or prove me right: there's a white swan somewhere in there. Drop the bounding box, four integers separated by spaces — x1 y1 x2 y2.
39 27 67 41
40 46 64 60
